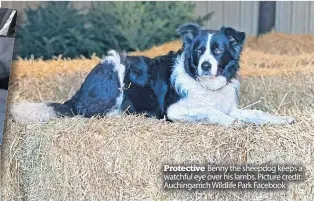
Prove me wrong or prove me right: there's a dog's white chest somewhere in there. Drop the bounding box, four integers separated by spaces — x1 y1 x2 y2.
185 79 239 114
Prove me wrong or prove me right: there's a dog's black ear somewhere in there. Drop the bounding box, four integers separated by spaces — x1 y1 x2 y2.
220 26 245 60
177 23 201 44
220 26 246 45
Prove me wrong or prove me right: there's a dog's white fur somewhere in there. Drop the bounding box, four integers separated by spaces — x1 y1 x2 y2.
10 102 57 124
168 54 295 126
103 50 125 116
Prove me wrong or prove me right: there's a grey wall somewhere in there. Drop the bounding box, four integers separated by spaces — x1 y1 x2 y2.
1 1 314 35
195 1 314 35
275 1 314 34
195 1 259 35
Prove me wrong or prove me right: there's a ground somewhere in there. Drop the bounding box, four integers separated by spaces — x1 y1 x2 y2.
1 32 314 201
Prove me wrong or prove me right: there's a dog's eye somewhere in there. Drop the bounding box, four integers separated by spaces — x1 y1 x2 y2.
214 48 223 55
230 39 237 46
196 48 204 55
229 36 237 46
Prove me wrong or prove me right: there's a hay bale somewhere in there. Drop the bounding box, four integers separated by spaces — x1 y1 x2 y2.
245 32 314 55
2 72 314 200
2 113 314 201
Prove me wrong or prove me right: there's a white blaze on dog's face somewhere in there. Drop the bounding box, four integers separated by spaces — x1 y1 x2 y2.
197 33 218 78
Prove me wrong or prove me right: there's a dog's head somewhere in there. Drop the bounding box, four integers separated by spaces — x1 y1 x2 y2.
177 23 245 81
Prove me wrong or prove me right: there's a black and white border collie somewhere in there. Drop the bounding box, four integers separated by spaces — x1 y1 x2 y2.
11 23 295 126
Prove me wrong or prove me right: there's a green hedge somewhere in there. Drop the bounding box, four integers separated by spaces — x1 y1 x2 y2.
17 2 212 59
17 2 102 60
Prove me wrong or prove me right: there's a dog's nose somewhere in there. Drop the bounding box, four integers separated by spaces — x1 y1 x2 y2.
201 62 211 71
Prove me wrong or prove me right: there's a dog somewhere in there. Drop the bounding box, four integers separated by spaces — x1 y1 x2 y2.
11 23 295 126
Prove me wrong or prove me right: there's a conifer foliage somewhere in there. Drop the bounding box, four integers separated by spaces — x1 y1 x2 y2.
17 2 212 59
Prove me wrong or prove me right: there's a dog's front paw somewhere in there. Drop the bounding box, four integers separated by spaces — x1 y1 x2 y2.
283 116 296 124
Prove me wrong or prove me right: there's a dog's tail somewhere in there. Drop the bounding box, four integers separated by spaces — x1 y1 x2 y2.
9 101 74 124
10 50 127 124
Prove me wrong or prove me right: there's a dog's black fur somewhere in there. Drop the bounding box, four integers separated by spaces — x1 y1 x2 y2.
49 52 182 119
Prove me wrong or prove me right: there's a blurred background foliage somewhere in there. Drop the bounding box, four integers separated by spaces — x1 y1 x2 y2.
17 1 212 60
17 2 102 59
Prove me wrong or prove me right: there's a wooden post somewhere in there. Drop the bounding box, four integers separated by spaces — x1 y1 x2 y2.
258 1 276 35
